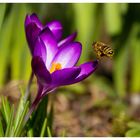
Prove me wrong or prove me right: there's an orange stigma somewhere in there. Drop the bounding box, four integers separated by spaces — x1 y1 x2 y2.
50 62 62 73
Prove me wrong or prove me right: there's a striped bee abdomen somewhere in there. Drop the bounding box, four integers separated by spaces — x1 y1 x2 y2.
103 46 114 57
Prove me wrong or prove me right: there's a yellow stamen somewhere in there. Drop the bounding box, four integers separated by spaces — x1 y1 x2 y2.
50 62 62 73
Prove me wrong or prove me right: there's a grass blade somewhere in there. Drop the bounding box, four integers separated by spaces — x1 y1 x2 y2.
13 87 24 131
104 3 122 35
0 97 11 125
14 101 29 136
5 105 15 137
47 101 54 136
27 128 33 137
113 46 128 98
73 4 97 63
130 40 140 92
47 126 52 137
0 117 4 137
129 24 140 92
0 5 17 86
40 118 47 137
10 4 30 81
125 128 140 137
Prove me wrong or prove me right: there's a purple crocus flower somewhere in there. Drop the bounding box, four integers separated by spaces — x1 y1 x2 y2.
25 13 98 113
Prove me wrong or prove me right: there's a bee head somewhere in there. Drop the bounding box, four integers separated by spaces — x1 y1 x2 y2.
92 41 97 46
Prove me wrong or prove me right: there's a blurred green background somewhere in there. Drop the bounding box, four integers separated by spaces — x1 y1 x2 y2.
0 3 140 136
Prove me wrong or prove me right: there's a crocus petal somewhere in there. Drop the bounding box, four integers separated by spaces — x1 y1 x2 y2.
62 60 98 85
25 15 32 26
33 37 47 63
58 32 77 48
25 22 41 54
25 13 43 29
29 13 43 28
46 20 63 41
25 14 44 54
52 42 82 68
51 67 81 87
32 56 51 86
39 27 58 69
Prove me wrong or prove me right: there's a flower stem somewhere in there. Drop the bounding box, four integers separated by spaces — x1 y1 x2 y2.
24 71 34 102
23 95 40 125
23 85 43 125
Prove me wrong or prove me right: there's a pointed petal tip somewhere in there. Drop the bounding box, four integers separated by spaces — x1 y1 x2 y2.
25 14 31 26
47 20 63 29
30 13 38 17
46 20 63 41
92 59 98 68
58 32 77 48
61 60 98 85
25 13 42 28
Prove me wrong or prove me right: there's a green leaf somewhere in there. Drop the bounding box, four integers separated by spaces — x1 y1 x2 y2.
47 102 54 135
0 117 4 137
20 45 31 82
73 4 98 63
0 97 11 125
40 118 47 137
114 23 140 97
47 126 52 137
5 105 15 137
130 40 140 92
13 88 24 131
129 24 140 92
0 4 6 31
125 128 140 137
10 4 31 82
10 4 28 80
27 128 33 137
113 45 128 98
0 5 17 86
14 101 29 136
127 121 140 129
104 3 122 35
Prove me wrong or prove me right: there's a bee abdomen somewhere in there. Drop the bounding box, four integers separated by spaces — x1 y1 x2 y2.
103 46 113 54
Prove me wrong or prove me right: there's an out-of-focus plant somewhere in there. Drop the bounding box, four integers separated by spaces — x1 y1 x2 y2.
112 112 129 136
125 121 140 137
0 4 6 31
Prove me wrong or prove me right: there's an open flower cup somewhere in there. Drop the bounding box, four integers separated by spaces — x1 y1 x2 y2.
25 13 98 114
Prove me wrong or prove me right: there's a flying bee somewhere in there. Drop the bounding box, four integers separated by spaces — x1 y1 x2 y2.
92 41 114 59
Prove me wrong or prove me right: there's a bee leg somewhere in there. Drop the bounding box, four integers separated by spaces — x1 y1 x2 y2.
97 52 102 59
